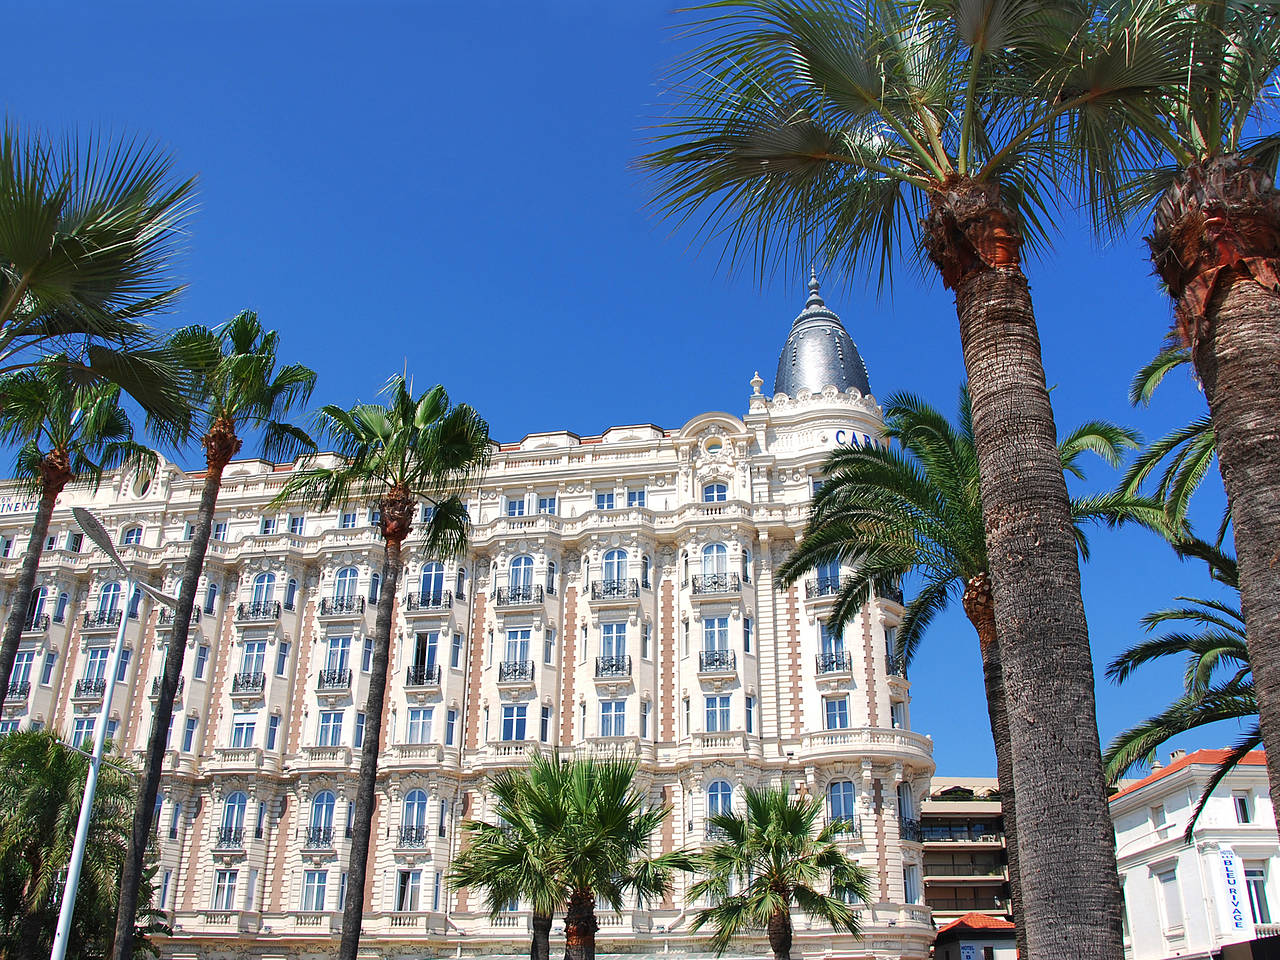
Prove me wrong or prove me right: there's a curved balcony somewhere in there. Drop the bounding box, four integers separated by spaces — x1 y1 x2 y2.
23 614 50 633
398 825 429 848
405 590 452 613
595 655 632 678
806 576 849 599
82 610 122 630
496 584 543 607
796 727 934 772
304 827 334 849
406 664 441 687
73 677 106 700
692 573 740 596
6 679 30 701
214 827 244 850
698 649 736 674
158 607 200 626
498 659 534 684
236 601 280 622
317 668 352 691
590 579 639 601
150 676 185 699
319 596 365 617
231 672 266 695
816 651 853 674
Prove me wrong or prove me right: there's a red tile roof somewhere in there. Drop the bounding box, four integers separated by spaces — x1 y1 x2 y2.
937 912 1016 934
1110 749 1267 802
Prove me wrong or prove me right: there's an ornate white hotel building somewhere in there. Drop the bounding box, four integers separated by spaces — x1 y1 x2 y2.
0 277 935 959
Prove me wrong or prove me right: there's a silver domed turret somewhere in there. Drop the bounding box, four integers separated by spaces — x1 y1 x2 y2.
773 270 871 397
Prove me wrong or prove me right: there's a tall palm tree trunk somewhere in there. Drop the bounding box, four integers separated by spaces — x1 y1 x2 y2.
15 847 47 960
1151 156 1280 838
963 573 1026 960
338 505 408 960
563 889 598 960
927 182 1124 960
112 421 238 960
0 456 70 701
766 907 792 960
531 910 553 960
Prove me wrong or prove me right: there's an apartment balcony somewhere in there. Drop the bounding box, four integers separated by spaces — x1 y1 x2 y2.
184 909 262 935
73 677 106 701
900 817 923 843
816 651 853 675
383 741 454 770
878 583 905 606
236 601 280 622
231 672 266 697
405 590 452 615
316 668 352 691
6 679 30 701
826 815 863 839
922 825 1005 847
698 649 736 675
82 610 122 631
211 746 268 773
495 585 543 607
923 862 1005 881
691 573 740 596
287 911 342 934
23 614 50 634
497 659 535 686
590 579 639 603
149 676 184 699
158 607 201 626
398 825 430 848
319 596 365 618
805 576 850 600
303 827 334 850
796 727 934 771
595 656 632 679
300 744 352 769
406 664 441 687
214 827 244 850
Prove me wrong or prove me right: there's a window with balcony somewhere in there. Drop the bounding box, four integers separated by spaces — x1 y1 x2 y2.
204 582 218 614
98 582 121 616
407 707 433 744
538 495 557 515
419 562 445 605
325 635 351 675
71 717 94 748
600 699 626 737
11 650 33 689
627 488 646 508
251 572 275 606
903 864 922 904
309 791 335 847
594 491 615 511
302 869 328 911
703 482 728 503
501 704 528 741
84 647 109 682
231 713 256 748
122 526 143 545
708 779 732 817
212 869 239 910
241 640 267 676
221 792 247 847
828 780 857 824
824 696 850 730
289 515 306 536
396 869 422 911
402 790 429 847
706 695 731 732
334 566 358 601
506 497 525 517
505 628 531 668
891 700 907 730
318 711 343 746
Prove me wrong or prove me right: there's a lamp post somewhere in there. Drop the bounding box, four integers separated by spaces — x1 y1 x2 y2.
49 507 178 960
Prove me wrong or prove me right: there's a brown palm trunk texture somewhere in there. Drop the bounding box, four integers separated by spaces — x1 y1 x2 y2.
767 906 793 960
563 888 599 960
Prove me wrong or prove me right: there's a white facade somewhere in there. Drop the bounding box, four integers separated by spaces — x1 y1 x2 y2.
1112 750 1279 960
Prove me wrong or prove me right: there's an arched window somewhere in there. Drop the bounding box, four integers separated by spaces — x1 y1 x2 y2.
707 780 732 816
603 549 628 583
420 563 444 603
641 555 651 588
127 585 142 619
122 526 143 545
54 591 69 623
98 582 121 615
702 482 727 503
701 543 728 577
369 573 381 602
285 578 299 611
546 561 557 593
741 549 752 584
828 780 856 823
403 789 429 829
456 568 467 599
334 567 358 599
27 586 46 622
311 790 336 833
252 573 275 604
510 555 534 590
222 791 247 836
204 583 219 614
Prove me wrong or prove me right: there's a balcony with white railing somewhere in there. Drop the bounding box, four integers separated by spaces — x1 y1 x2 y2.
795 727 934 770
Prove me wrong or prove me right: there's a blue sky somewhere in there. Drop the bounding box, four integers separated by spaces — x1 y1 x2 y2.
7 0 1242 776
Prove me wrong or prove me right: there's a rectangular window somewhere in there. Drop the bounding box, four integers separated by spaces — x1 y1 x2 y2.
289 515 305 536
407 708 433 744
0 719 19 734
501 704 528 741
596 492 615 511
11 650 33 685
182 716 198 752
540 705 551 742
641 623 651 660
68 532 83 552
903 864 921 904
438 798 450 837
538 496 557 515
241 640 267 675
505 628 530 663
260 517 277 535
276 642 290 676
255 801 266 839
396 869 422 911
450 632 463 669
890 700 907 730
421 503 435 524
195 644 210 679
824 697 850 730
683 697 690 736
106 719 119 743
600 699 626 737
1235 792 1252 824
640 701 650 739
318 711 343 746
354 712 366 748
231 713 256 748
506 497 525 517
45 534 57 551
160 870 172 909
705 695 731 732
340 511 357 529
601 622 626 659
339 872 348 908
1247 865 1272 924
212 869 238 910
0 537 9 557
702 617 729 652
361 637 373 673
212 521 227 541
743 617 753 654
325 635 351 673
1157 868 1182 929
627 488 646 508
85 647 109 681
433 872 443 911
1150 804 1167 835
544 627 556 665
445 708 458 746
745 695 755 734
40 651 57 685
369 507 380 526
266 714 281 751
302 870 327 911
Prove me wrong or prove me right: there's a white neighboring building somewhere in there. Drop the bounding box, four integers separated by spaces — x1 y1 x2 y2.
1111 749 1279 960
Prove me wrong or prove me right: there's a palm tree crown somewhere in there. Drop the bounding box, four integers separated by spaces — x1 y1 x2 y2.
689 785 870 960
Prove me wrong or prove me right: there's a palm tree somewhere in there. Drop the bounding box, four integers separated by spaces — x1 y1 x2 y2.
111 311 316 960
775 387 1163 957
275 375 490 960
0 124 198 420
449 762 567 960
0 354 155 702
689 785 870 960
638 4 1178 954
0 730 166 960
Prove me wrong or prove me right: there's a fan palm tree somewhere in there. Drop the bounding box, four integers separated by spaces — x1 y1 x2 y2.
0 730 165 960
275 374 490 960
0 354 155 703
775 386 1164 957
0 124 197 420
638 4 1181 953
688 785 870 960
111 311 316 960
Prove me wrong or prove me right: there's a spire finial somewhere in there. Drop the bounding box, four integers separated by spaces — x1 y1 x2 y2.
806 267 824 308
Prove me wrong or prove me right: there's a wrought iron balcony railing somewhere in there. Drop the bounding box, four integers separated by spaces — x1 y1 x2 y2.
6 680 30 700
304 826 334 849
496 585 543 606
826 815 862 837
74 677 106 698
900 817 923 843
405 590 452 611
595 656 632 678
879 583 905 605
805 576 848 599
215 827 244 849
887 655 905 678
692 573 740 595
399 825 429 847
698 649 736 673
150 676 185 698
406 664 441 686
236 601 281 621
82 610 122 628
231 672 266 694
24 614 50 632
320 596 364 616
317 668 352 690
591 579 639 600
816 651 852 674
158 607 201 625
498 659 534 682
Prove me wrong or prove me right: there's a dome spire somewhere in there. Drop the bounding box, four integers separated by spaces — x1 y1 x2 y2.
806 267 824 309
772 271 871 397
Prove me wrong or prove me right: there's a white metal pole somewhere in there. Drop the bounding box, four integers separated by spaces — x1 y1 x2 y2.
49 577 135 960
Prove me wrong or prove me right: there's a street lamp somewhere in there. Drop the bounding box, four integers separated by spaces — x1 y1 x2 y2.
49 507 179 960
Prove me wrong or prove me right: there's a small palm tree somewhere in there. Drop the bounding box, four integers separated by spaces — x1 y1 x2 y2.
111 311 316 960
775 387 1162 956
0 730 165 960
0 124 197 420
0 355 155 702
689 785 870 960
639 5 1177 952
275 375 490 960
